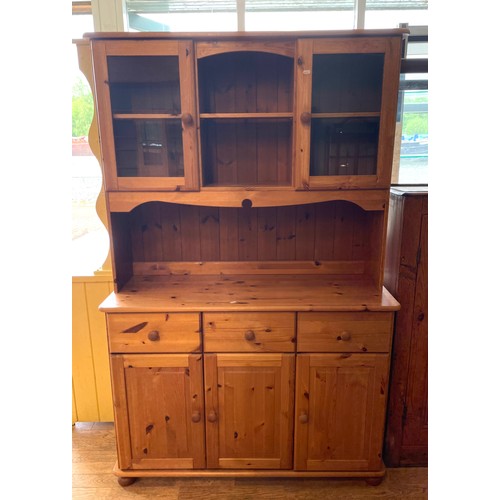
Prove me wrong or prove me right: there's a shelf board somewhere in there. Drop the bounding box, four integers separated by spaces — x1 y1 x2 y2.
201 183 292 189
200 112 293 119
311 112 380 119
113 113 181 120
107 189 389 212
99 274 400 313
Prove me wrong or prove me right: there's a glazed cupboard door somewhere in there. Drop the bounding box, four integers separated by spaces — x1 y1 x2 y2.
294 37 402 190
294 354 389 471
91 40 199 191
204 353 295 469
110 354 205 470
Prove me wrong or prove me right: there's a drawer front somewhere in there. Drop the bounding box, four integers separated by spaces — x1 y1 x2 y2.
297 312 392 353
107 313 201 353
203 312 295 352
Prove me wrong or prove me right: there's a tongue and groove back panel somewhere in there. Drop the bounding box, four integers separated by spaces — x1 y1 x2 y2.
109 200 384 287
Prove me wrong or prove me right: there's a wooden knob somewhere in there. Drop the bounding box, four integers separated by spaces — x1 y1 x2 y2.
340 331 351 341
245 330 256 341
181 113 194 126
148 330 160 341
207 411 217 423
191 411 201 423
299 411 308 424
300 112 312 125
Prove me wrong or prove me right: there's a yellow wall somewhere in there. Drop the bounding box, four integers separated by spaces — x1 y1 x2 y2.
72 275 114 423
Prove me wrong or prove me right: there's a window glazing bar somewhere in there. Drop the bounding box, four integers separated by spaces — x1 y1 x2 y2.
237 0 245 31
354 0 366 28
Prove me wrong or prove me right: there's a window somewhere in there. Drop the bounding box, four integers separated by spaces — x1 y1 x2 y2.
244 1 356 31
392 32 428 185
395 87 428 184
364 0 428 28
72 4 110 275
126 0 238 31
124 0 428 31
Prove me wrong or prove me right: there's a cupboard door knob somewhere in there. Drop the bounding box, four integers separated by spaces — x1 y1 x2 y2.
300 112 312 125
245 330 256 341
340 331 351 341
148 330 160 341
191 411 201 423
181 113 194 126
207 411 217 423
299 411 308 424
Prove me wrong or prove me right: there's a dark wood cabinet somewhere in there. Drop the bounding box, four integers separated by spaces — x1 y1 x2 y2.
383 186 428 466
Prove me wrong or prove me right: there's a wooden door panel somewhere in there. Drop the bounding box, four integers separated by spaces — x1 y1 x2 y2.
112 354 205 470
205 353 294 469
295 354 389 471
401 213 428 456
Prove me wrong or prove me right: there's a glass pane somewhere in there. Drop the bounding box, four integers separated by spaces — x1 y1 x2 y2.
245 0 355 30
365 0 428 28
407 40 428 59
312 54 384 113
246 10 354 31
310 118 379 176
125 0 237 30
396 89 428 184
108 56 181 114
72 12 93 38
114 119 184 177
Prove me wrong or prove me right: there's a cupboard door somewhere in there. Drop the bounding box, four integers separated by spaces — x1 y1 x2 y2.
91 40 199 191
110 354 205 470
295 37 401 190
295 354 389 471
204 353 295 469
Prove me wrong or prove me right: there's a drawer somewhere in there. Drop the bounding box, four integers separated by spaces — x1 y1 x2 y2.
297 312 392 353
107 313 201 353
203 312 295 352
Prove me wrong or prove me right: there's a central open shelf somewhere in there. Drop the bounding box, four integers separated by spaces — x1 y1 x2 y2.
197 50 294 188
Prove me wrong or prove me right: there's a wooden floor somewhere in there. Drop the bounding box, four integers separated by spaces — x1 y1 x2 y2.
73 422 428 499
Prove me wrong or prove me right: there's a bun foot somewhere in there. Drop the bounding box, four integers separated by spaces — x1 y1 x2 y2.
365 477 384 486
117 477 137 487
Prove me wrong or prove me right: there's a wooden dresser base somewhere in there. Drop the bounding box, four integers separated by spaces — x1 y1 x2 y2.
113 462 386 486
